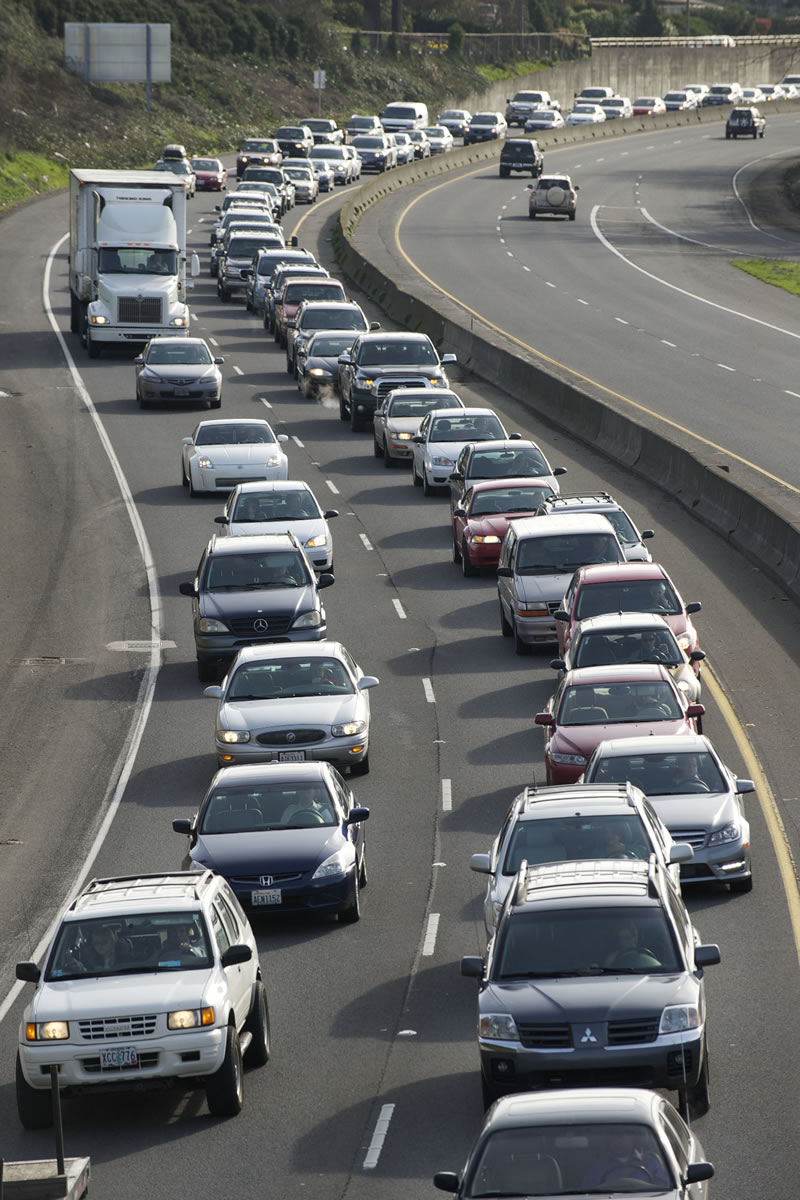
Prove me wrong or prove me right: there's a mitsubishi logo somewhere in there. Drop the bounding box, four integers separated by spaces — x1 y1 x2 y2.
254 618 269 632
259 875 273 887
580 1027 598 1044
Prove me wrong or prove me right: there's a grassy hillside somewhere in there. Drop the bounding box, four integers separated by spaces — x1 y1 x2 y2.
0 0 507 211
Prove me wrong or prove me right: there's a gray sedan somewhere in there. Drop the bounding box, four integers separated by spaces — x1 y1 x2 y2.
204 640 378 773
373 387 464 466
135 337 223 409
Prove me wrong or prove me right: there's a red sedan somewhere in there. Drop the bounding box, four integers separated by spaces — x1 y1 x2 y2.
190 158 228 191
632 97 667 116
535 663 704 784
555 561 701 658
451 477 556 575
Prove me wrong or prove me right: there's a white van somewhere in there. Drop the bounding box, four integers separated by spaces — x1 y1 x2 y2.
576 85 615 103
380 101 429 132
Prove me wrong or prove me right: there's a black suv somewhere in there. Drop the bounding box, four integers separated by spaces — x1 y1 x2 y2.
499 138 544 178
462 857 719 1113
179 533 334 681
726 106 766 138
338 332 456 433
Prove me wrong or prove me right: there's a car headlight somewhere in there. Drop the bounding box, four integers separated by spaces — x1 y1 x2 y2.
170 316 188 327
195 371 216 383
219 729 250 744
676 633 692 650
469 534 501 545
198 617 229 633
140 368 161 381
361 377 376 388
89 314 108 325
659 1004 701 1034
550 751 587 766
708 822 741 846
196 456 213 470
309 368 329 377
312 848 350 880
168 1007 215 1030
305 535 328 548
431 456 453 467
332 719 367 737
675 678 692 695
26 1021 69 1041
265 454 283 467
292 609 322 629
479 1013 519 1041
429 378 443 386
391 431 412 441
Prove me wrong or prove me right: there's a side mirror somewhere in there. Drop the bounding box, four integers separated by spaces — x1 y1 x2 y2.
134 356 144 365
534 712 554 726
277 433 289 442
550 658 566 671
213 357 225 365
685 1164 714 1185
574 184 580 191
460 956 484 978
669 842 694 864
286 319 296 329
694 944 721 969
318 573 335 589
470 853 491 875
642 529 655 539
179 582 197 597
191 253 200 277
687 703 705 719
338 354 352 365
689 649 705 663
16 962 40 984
448 471 463 482
214 515 229 525
358 676 379 690
433 1173 460 1194
686 601 702 614
182 436 193 446
172 818 192 835
203 685 224 700
441 353 456 365
412 434 424 444
369 321 381 330
453 506 466 518
221 943 252 968
553 466 568 476
508 432 522 440
496 566 512 578
554 610 570 621
736 779 755 795
290 236 299 247
347 806 370 824
323 509 339 520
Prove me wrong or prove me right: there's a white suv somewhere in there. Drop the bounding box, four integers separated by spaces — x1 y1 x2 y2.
15 872 269 1128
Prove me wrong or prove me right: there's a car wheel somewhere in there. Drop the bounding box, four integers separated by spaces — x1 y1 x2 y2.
422 471 435 497
358 849 368 889
137 389 148 409
87 331 100 358
351 752 370 776
569 211 576 221
513 619 530 655
206 1025 244 1117
383 443 396 468
273 325 281 344
243 983 270 1068
209 396 222 409
197 658 217 683
729 871 753 893
350 406 365 434
373 432 382 458
181 462 189 488
339 393 348 422
529 210 536 219
461 542 478 577
16 1055 53 1130
338 876 361 923
286 355 294 376
217 285 230 302
188 474 199 498
499 601 512 636
499 168 509 177
684 1051 710 1118
245 297 252 312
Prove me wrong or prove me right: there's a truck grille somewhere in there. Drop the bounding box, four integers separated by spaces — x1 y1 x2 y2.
517 1021 571 1049
229 615 292 635
79 1014 158 1040
607 1018 659 1045
119 297 162 324
376 378 430 399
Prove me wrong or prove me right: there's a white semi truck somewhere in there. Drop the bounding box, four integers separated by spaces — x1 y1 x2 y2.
69 168 200 357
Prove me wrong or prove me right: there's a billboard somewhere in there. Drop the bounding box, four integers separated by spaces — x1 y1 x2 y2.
65 23 171 84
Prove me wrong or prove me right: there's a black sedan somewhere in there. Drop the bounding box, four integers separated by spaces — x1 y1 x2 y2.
173 762 369 922
296 330 358 399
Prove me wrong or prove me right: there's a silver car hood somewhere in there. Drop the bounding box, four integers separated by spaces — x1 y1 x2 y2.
219 692 364 732
646 791 735 832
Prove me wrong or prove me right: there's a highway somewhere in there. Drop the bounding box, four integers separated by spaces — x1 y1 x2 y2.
1 113 800 1197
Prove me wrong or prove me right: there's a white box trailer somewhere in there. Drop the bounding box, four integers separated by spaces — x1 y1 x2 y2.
69 168 199 357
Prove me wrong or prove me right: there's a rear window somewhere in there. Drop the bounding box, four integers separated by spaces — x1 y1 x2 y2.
285 282 345 303
516 533 620 573
575 578 681 620
300 307 364 330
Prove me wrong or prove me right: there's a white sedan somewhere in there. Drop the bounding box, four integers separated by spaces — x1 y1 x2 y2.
566 103 607 125
422 125 455 154
410 406 508 496
214 480 337 571
524 109 565 132
204 640 379 773
181 418 289 496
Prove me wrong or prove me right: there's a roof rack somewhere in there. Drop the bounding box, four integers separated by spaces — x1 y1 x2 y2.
520 781 639 812
544 491 614 505
69 872 215 911
511 856 661 905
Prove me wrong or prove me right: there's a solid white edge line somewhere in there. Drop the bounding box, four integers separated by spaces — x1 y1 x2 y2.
442 779 452 812
422 913 440 956
0 237 162 1028
363 1103 396 1170
392 598 406 619
422 677 435 703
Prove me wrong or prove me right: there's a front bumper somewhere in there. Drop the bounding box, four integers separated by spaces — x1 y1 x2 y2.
89 325 189 344
190 465 287 492
229 866 357 915
195 627 327 668
678 842 751 886
215 735 369 768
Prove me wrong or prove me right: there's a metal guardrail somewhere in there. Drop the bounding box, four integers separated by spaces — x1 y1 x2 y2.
588 35 800 46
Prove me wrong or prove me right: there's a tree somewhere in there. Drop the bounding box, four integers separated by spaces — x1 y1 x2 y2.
633 0 663 36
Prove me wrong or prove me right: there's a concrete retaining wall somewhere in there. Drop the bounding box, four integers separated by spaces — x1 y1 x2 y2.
332 122 800 604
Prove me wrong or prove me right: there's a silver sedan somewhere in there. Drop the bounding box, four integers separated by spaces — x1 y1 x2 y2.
135 337 223 409
205 641 378 773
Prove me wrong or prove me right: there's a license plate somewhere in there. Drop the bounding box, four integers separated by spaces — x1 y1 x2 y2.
278 750 305 762
100 1046 138 1069
174 387 189 397
252 889 282 905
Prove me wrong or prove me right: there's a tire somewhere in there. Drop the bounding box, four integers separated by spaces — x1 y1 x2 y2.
188 474 198 498
726 131 731 139
529 211 536 219
452 534 461 564
500 602 512 637
499 168 509 177
70 292 80 334
286 355 294 376
422 471 435 497
373 433 383 459
383 443 396 468
685 1051 710 1118
350 405 365 434
217 286 230 302
243 983 270 1068
358 848 368 889
87 332 100 358
513 619 530 656
350 752 370 776
137 389 148 410
16 1055 53 1130
462 542 478 577
210 396 222 409
245 296 252 313
181 463 189 488
729 871 753 893
197 658 218 683
339 392 348 422
338 875 361 923
569 211 576 221
206 1025 244 1117
412 460 422 487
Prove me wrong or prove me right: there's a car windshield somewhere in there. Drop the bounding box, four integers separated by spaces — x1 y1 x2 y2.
573 105 596 113
195 424 276 446
664 94 685 102
710 87 732 95
146 342 212 365
204 552 308 591
384 106 419 119
353 137 384 148
470 448 549 478
424 127 448 137
502 814 653 874
301 308 364 330
200 782 338 833
304 120 334 132
226 657 353 701
247 169 283 183
557 681 682 724
243 141 276 152
285 283 344 303
572 627 682 668
388 396 446 418
472 114 496 124
590 750 726 794
439 110 464 119
307 335 356 356
495 908 680 978
277 127 305 138
516 534 620 573
227 238 278 257
358 340 438 366
470 485 554 515
603 99 625 106
259 256 315 278
232 489 319 522
98 248 177 275
634 98 657 106
466 1122 673 1195
284 168 313 180
575 579 682 619
430 415 504 442
154 160 190 174
312 147 345 159
192 159 218 170
46 913 213 980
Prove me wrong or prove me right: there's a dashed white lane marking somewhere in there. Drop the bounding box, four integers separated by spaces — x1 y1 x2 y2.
422 677 435 703
522 265 531 271
209 337 218 346
359 533 373 550
545 281 556 288
661 339 676 347
786 390 800 399
291 434 304 447
577 298 588 305
615 317 629 325
506 250 513 257
191 312 198 321
442 779 452 812
326 480 339 494
422 913 440 956
363 1104 396 1170
717 363 735 372
233 365 243 375
392 599 406 619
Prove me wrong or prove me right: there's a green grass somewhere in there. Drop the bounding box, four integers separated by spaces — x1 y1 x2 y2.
0 151 70 209
732 259 800 295
477 60 545 83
